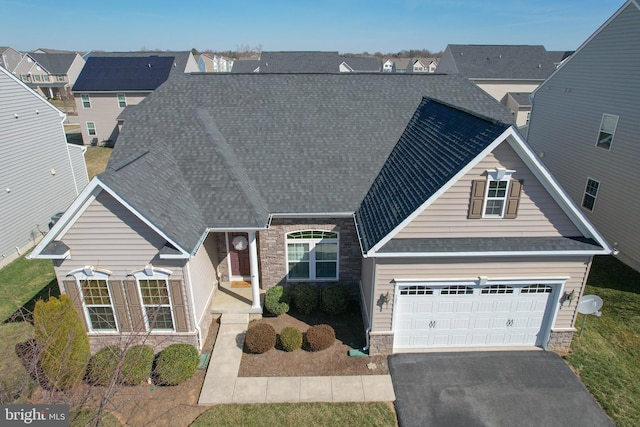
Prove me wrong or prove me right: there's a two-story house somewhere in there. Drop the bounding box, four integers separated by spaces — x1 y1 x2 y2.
526 0 640 271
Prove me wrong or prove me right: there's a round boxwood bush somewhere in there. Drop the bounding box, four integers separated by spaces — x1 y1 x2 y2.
304 324 336 352
278 327 303 352
321 284 350 315
244 323 276 354
154 344 199 386
86 346 122 386
265 285 291 316
292 284 318 314
120 345 154 385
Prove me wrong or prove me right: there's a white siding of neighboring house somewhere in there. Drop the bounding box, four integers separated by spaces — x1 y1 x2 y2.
394 141 581 239
526 1 640 271
0 68 86 269
187 234 218 327
75 92 149 144
370 256 591 333
66 54 86 87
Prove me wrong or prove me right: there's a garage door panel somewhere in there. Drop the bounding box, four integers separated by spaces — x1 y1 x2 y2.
394 283 555 350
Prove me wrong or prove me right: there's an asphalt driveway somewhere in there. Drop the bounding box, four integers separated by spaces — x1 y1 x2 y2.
389 351 613 427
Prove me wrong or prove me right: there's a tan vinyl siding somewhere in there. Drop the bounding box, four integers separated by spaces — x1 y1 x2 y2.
75 92 149 144
0 70 83 268
55 190 186 283
371 256 591 333
187 234 218 326
526 3 640 271
474 80 541 103
395 142 581 238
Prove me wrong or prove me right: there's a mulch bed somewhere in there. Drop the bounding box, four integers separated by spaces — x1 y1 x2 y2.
238 303 389 377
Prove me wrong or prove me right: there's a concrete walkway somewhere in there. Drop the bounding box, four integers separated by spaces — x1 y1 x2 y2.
198 313 396 405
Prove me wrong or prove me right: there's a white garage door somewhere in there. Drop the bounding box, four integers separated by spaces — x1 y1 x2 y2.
393 283 555 349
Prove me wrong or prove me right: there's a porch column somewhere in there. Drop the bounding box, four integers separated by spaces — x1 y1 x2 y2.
248 231 261 309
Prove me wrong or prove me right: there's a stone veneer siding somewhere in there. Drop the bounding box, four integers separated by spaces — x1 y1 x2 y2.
257 217 362 290
547 329 575 353
369 333 394 355
88 333 199 353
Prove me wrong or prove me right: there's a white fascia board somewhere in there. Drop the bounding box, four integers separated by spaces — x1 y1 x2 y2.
505 128 612 251
373 249 610 258
36 251 71 260
159 253 190 260
366 127 513 256
534 1 636 96
30 178 103 257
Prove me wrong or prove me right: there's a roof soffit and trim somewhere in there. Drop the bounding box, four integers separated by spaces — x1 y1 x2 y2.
532 0 640 97
30 178 191 259
362 125 611 257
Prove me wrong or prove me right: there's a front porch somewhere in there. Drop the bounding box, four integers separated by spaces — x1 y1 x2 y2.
210 281 264 315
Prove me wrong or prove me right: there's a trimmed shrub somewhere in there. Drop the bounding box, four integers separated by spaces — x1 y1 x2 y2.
86 346 122 386
265 285 291 316
321 284 350 315
278 327 303 352
34 294 91 390
305 324 336 352
244 323 276 354
292 284 318 314
154 344 198 386
120 345 154 385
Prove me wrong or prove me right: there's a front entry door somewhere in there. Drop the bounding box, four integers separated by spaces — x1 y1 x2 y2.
228 232 251 278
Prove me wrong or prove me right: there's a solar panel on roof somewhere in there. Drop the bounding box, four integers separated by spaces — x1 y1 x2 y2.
73 56 175 91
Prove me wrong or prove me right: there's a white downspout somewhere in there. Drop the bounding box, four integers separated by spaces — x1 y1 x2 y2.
185 262 202 351
248 231 261 309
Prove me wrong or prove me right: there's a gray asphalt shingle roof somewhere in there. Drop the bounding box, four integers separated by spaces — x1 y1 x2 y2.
231 59 260 73
355 98 511 253
340 56 380 72
378 237 602 253
259 51 340 73
436 45 557 80
28 52 78 74
103 73 514 254
507 92 532 106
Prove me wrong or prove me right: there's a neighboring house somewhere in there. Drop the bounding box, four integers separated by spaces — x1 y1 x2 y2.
72 51 198 145
259 51 340 73
23 52 85 99
230 59 260 73
0 66 88 269
504 92 532 128
547 50 575 68
339 56 380 72
526 1 640 271
0 46 22 72
382 59 395 72
382 57 438 73
31 73 611 355
435 45 558 125
197 53 234 72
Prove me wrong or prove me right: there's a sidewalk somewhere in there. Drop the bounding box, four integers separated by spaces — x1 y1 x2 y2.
198 314 396 405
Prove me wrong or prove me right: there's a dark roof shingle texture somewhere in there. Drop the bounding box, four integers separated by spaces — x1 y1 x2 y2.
103 73 514 253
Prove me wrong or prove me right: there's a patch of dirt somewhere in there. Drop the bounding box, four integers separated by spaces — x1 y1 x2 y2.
239 303 389 377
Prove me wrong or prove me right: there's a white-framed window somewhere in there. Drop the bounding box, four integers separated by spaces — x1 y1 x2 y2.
33 74 41 82
286 230 338 281
20 74 28 82
131 267 174 331
483 169 515 218
596 114 618 150
69 267 117 332
86 121 96 136
81 94 91 108
582 178 600 211
43 74 49 82
57 74 65 82
117 93 127 108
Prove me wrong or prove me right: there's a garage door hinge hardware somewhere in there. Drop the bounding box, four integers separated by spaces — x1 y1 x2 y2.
507 319 514 327
429 321 436 328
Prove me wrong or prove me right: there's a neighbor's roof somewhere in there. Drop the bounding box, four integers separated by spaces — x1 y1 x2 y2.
355 98 511 252
231 59 260 73
27 52 79 74
436 45 557 80
506 92 532 107
340 56 380 72
73 56 175 91
259 51 340 73
101 73 513 253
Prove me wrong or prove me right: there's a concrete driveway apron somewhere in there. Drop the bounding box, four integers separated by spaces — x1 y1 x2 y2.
389 351 613 427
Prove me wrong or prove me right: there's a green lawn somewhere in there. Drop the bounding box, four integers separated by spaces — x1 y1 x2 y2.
85 146 113 179
0 253 57 403
191 402 397 427
564 256 640 427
